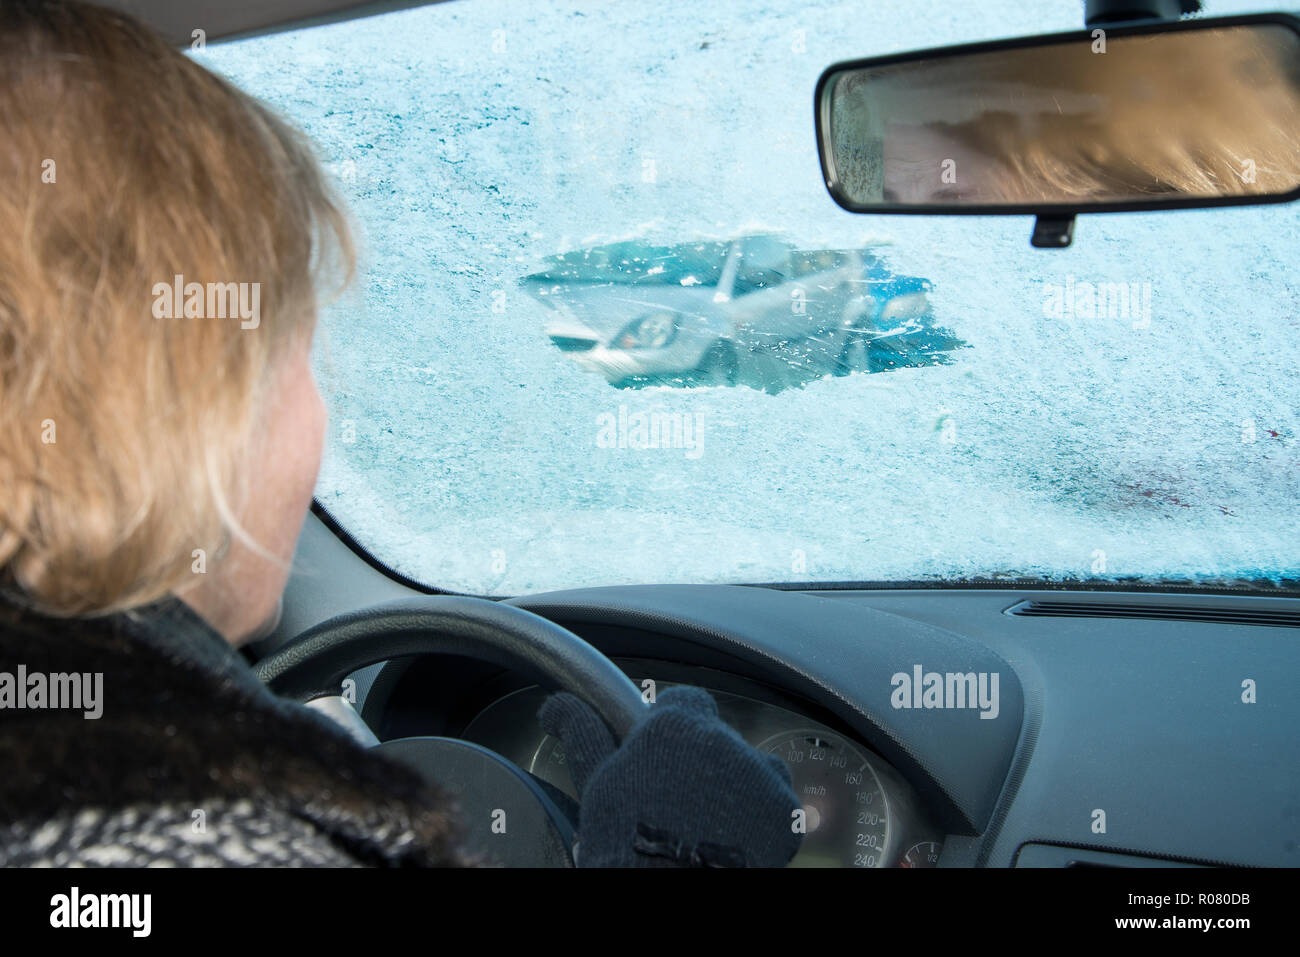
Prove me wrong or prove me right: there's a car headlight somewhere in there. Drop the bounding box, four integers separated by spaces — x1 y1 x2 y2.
614 311 679 350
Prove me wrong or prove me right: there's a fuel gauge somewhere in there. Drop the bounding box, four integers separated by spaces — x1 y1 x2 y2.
901 840 943 868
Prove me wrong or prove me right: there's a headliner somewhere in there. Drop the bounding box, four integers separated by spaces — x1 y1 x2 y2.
90 0 451 46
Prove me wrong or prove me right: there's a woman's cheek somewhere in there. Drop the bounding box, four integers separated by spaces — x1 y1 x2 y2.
305 374 327 492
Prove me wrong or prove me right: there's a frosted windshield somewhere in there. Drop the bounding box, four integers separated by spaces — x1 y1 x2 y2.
203 0 1298 594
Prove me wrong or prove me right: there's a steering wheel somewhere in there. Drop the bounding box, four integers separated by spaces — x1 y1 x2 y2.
253 596 650 866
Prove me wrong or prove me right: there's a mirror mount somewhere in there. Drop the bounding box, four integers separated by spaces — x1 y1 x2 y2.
1030 215 1076 250
1084 0 1200 27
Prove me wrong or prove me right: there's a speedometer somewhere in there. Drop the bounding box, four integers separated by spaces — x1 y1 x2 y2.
756 729 891 868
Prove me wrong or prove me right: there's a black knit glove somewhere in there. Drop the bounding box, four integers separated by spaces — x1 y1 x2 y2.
537 686 802 867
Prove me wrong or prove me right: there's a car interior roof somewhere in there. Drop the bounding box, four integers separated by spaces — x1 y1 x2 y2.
95 0 450 45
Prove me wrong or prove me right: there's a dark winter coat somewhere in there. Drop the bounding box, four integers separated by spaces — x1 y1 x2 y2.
0 596 472 866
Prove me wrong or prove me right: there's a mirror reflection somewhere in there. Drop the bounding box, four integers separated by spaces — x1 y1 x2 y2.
824 23 1300 208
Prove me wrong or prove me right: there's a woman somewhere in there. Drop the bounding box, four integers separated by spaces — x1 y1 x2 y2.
0 0 800 867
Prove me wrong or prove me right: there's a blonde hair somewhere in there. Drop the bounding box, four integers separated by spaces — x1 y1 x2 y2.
0 0 354 616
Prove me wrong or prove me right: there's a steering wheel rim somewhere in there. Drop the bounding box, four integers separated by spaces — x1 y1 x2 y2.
254 595 650 742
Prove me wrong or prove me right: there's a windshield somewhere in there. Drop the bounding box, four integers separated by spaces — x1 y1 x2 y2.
202 0 1298 595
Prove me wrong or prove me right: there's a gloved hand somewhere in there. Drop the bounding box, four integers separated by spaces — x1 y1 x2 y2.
537 685 802 867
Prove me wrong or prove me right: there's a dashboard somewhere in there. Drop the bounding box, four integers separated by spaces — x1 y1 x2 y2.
459 663 945 868
283 517 1300 868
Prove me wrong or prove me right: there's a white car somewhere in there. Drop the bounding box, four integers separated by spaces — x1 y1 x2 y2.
527 233 946 390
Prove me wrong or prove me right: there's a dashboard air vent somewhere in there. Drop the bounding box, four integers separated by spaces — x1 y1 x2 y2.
1005 600 1300 628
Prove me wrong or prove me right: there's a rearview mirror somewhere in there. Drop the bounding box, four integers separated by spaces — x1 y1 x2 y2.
817 14 1300 215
